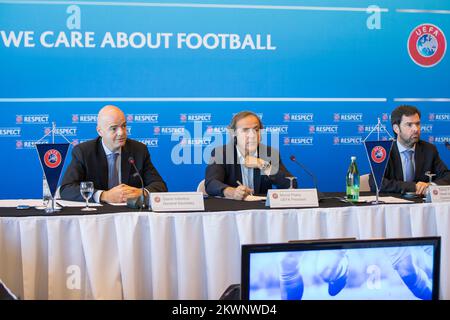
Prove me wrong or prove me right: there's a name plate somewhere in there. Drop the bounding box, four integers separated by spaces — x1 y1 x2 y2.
428 186 450 203
150 192 205 212
266 189 319 208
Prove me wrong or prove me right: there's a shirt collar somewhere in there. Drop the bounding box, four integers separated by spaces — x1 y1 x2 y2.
397 140 415 154
101 138 122 156
236 147 257 163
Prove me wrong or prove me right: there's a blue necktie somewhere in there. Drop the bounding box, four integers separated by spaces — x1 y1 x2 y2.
403 150 415 182
108 153 119 189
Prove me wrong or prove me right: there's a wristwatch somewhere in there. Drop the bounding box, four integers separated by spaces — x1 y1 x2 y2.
260 160 271 171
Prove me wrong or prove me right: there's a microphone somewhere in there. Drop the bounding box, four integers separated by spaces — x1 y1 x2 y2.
445 141 450 150
127 156 147 209
289 155 324 201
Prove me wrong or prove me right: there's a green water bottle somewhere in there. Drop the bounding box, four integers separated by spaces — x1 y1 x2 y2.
346 156 360 202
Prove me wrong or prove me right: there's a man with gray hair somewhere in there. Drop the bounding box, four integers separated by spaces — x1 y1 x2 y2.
205 111 294 200
60 105 167 203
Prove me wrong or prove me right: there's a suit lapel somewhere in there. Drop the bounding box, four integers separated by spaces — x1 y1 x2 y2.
96 138 109 190
121 142 131 185
414 141 424 180
253 144 266 194
253 168 261 194
392 142 404 181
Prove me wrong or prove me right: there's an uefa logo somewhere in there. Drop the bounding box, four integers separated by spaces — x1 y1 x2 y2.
358 125 364 133
44 149 62 168
371 146 387 164
408 23 446 67
333 113 340 121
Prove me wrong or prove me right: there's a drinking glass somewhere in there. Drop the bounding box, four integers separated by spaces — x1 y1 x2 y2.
80 181 96 211
425 171 436 184
286 176 297 189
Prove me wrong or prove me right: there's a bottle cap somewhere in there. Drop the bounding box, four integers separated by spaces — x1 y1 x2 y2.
351 156 356 161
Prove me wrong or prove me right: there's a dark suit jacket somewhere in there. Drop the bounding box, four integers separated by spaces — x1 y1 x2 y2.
60 137 167 201
205 144 293 196
369 140 450 193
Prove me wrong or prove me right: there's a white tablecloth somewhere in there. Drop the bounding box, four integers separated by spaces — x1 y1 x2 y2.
1 202 449 299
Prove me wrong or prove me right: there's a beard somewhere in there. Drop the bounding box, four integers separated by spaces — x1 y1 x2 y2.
402 134 419 147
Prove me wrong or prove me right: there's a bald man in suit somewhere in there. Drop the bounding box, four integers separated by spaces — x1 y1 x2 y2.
60 105 167 203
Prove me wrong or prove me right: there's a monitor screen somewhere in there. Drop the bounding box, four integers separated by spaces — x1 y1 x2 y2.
241 237 440 300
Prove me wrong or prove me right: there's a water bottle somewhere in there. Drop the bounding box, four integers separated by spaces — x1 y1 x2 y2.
346 156 360 202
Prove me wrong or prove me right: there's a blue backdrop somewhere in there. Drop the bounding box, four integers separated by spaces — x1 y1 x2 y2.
1 0 449 198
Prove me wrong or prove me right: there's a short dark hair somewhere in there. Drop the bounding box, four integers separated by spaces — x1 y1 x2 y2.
391 105 421 127
228 111 263 131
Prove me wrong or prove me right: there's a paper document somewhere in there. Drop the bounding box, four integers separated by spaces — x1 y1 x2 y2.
53 200 103 207
107 202 127 206
358 196 414 204
0 199 46 207
0 199 102 208
244 195 267 202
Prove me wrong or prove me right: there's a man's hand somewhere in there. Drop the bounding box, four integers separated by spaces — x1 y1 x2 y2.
101 184 143 203
223 185 253 200
244 156 270 174
244 156 263 169
415 182 430 196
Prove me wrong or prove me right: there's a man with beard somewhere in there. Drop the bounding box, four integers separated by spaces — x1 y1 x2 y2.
369 105 450 195
205 111 294 200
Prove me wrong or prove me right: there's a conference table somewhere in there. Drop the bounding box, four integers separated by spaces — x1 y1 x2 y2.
0 193 449 300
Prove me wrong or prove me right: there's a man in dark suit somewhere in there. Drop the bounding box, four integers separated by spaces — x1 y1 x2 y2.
369 105 450 195
205 111 294 200
60 105 167 203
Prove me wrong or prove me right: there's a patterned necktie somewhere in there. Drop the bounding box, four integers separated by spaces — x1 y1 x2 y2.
403 150 415 182
108 153 119 189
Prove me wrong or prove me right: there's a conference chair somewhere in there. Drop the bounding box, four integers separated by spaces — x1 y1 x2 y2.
360 174 370 192
197 179 207 196
0 279 18 300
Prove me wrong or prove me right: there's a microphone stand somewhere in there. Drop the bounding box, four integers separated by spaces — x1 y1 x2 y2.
128 157 146 210
289 156 324 201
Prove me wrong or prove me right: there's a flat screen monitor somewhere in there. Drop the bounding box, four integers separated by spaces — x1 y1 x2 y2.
241 237 440 300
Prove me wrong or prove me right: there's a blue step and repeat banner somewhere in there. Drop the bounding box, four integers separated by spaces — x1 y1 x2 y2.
1 0 449 198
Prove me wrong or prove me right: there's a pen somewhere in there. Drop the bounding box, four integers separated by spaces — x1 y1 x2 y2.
236 180 253 196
